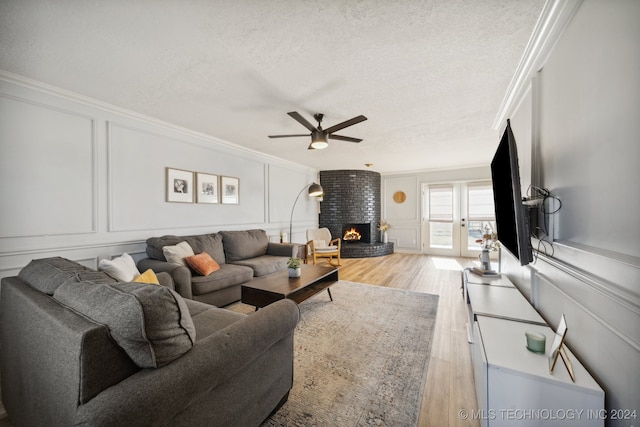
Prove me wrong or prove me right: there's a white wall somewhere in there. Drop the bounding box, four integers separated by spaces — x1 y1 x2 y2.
0 74 319 279
381 166 491 253
502 1 640 424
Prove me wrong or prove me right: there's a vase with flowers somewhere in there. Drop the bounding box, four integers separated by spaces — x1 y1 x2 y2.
475 224 499 271
378 220 391 243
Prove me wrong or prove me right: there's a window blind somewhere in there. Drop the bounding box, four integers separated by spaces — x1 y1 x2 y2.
429 185 453 222
467 184 495 221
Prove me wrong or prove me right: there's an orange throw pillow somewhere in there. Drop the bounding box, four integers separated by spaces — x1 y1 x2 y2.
185 252 221 276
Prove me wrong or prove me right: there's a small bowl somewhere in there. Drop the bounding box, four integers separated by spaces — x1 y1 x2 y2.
525 331 546 354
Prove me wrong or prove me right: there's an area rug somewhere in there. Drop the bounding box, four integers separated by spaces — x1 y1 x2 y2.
233 281 439 426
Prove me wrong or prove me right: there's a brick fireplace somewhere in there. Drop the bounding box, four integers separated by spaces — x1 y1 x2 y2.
319 170 393 258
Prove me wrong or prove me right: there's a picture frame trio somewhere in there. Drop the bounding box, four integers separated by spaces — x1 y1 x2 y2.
166 167 239 204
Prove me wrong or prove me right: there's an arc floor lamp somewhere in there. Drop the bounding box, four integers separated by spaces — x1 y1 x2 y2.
289 182 324 242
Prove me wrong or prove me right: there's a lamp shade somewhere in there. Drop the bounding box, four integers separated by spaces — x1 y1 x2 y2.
308 182 323 197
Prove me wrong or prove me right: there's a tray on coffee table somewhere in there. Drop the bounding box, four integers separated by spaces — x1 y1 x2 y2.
241 264 339 309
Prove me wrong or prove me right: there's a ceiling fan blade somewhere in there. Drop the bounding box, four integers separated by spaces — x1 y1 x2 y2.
287 111 317 132
324 115 367 134
328 134 362 143
268 134 309 138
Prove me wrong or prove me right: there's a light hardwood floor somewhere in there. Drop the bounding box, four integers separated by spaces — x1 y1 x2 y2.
337 253 480 427
0 253 480 427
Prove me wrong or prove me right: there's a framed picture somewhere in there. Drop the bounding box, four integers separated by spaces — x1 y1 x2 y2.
221 176 239 204
548 314 574 381
196 172 219 204
166 167 194 203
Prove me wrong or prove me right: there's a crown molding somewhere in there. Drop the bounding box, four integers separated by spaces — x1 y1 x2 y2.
493 0 583 131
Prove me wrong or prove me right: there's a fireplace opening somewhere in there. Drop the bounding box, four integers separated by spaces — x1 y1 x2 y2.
342 223 371 244
343 227 361 242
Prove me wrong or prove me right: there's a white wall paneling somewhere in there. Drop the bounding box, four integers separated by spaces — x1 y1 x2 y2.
267 165 319 243
537 0 640 257
0 74 317 281
499 1 640 423
107 122 269 231
382 175 418 252
0 93 97 238
388 227 419 251
383 175 419 221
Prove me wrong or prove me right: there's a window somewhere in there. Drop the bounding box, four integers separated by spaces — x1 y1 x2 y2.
466 183 496 251
429 185 454 248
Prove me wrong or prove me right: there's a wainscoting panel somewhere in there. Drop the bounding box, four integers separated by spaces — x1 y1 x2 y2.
107 122 266 231
0 94 97 237
267 165 319 232
382 176 419 221
389 226 420 251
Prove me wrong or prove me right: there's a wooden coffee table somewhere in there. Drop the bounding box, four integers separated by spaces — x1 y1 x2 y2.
241 264 339 310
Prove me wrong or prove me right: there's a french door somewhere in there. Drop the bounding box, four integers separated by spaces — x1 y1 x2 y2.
422 182 496 258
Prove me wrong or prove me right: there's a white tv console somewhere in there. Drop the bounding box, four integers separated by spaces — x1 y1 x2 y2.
463 269 604 427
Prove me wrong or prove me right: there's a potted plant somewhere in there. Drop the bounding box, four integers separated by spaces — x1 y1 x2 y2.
287 257 302 278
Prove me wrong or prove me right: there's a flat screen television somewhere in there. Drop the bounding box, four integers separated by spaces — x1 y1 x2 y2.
490 120 533 266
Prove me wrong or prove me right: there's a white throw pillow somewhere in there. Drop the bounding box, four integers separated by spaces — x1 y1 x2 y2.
98 253 141 282
163 241 195 266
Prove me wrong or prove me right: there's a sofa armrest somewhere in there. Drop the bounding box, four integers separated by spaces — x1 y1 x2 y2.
137 258 193 299
267 242 304 258
74 299 300 426
155 272 174 290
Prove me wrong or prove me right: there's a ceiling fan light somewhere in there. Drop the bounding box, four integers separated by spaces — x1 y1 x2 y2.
310 140 329 149
310 131 329 149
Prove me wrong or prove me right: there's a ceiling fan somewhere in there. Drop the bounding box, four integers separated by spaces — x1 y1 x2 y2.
269 111 367 150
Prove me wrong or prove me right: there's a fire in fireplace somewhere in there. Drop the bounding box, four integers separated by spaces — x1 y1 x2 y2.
343 227 361 242
341 223 371 243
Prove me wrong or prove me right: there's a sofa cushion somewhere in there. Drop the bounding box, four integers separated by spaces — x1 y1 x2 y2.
53 280 196 368
220 229 269 262
184 299 246 340
183 234 226 264
230 255 289 277
98 253 141 282
18 257 96 295
190 264 254 296
185 252 221 276
163 241 195 266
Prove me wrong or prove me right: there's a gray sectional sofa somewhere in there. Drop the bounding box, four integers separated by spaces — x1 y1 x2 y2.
138 229 302 307
0 257 299 427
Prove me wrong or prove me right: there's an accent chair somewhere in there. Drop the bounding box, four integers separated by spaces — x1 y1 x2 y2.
306 227 341 266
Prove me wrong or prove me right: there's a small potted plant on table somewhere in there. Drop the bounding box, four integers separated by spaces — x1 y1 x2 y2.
288 257 302 278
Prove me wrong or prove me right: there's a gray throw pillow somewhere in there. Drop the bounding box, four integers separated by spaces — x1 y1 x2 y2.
54 280 196 368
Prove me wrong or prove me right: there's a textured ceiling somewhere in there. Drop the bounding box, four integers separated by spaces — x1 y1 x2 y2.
0 0 545 173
